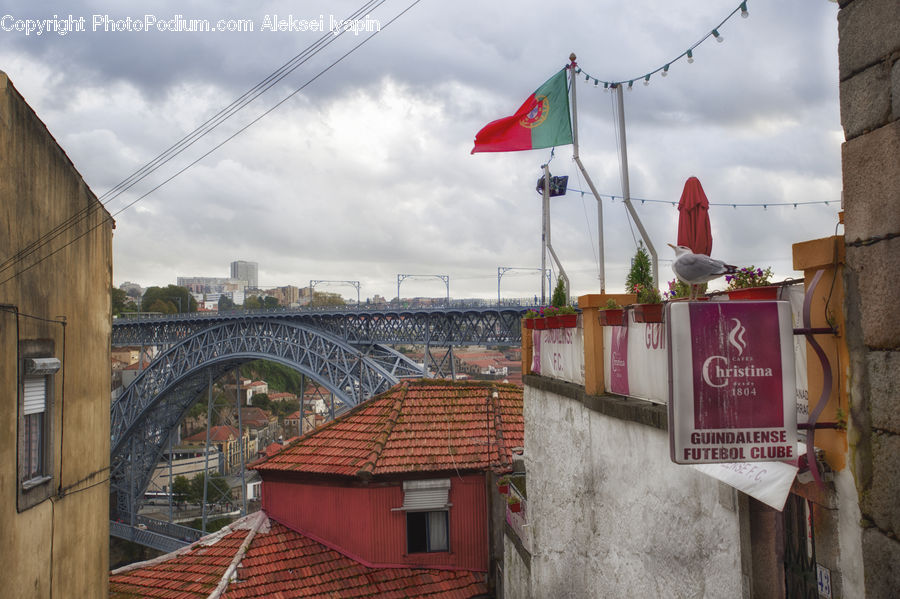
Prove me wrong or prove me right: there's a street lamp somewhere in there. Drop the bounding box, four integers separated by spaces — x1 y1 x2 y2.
397 274 450 307
497 267 549 306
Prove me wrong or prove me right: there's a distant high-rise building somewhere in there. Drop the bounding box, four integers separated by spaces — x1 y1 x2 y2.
230 260 258 289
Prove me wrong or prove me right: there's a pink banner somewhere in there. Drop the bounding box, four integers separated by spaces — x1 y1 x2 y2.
668 301 797 465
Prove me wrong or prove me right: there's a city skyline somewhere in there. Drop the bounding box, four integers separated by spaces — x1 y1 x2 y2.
2 1 842 301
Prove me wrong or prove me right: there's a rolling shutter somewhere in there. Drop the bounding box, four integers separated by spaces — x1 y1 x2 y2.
23 376 47 416
395 479 451 511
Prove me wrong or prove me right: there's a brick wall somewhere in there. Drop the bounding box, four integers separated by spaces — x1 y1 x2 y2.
837 1 900 596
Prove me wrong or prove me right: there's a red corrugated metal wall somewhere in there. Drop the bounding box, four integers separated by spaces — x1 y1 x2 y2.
262 474 488 571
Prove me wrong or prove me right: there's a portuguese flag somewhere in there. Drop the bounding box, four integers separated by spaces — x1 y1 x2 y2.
471 68 573 154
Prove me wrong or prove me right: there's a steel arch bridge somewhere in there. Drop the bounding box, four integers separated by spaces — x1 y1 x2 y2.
110 305 528 524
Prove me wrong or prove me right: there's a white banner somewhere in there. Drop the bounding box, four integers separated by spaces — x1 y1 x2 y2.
692 443 803 511
603 311 668 404
532 318 584 385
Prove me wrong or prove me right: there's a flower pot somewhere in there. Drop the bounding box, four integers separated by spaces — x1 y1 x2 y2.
534 318 548 330
523 318 535 330
633 303 663 323
727 285 779 301
558 314 577 328
598 309 624 326
508 501 522 513
497 484 509 494
545 315 560 329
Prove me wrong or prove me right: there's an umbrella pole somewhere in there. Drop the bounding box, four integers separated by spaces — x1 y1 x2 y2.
569 53 605 292
615 84 660 290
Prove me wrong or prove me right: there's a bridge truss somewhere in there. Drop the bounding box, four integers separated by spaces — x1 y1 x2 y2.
109 306 527 529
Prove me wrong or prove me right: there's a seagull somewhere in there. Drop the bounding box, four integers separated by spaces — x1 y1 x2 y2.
668 243 738 299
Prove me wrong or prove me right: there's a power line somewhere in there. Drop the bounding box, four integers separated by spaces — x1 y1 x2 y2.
0 0 385 281
567 188 837 209
0 0 425 287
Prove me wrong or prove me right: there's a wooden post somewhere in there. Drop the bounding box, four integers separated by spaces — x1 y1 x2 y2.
579 293 636 395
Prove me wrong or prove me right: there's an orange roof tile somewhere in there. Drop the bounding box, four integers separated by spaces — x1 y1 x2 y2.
183 425 241 443
110 513 488 599
254 380 523 479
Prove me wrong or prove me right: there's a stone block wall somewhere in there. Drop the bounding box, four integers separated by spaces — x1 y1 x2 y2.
837 0 900 596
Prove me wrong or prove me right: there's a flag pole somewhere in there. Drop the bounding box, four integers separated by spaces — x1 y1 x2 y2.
569 53 606 292
614 83 659 289
541 163 548 304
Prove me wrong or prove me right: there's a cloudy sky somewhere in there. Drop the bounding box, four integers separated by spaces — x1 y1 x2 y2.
1 0 843 302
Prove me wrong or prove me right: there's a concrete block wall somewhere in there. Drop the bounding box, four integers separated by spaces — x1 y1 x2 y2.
837 0 900 596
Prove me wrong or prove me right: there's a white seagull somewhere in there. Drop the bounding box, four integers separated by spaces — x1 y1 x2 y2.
668 243 738 299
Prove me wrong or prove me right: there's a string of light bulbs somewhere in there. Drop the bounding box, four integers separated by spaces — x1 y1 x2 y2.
574 0 750 90
567 187 837 210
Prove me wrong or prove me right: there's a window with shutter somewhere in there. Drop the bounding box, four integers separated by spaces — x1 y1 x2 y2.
18 347 60 510
398 479 451 554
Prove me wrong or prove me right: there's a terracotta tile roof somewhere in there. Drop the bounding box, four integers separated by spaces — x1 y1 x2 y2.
254 379 523 479
183 425 241 444
110 513 488 599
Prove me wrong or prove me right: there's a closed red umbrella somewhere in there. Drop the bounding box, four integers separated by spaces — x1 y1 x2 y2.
677 176 713 256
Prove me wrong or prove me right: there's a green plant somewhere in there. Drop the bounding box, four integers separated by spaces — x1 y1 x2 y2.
506 494 521 505
664 279 692 300
725 266 773 290
603 298 621 310
631 283 662 304
524 309 539 319
551 278 568 308
626 243 653 292
541 306 559 317
558 305 577 315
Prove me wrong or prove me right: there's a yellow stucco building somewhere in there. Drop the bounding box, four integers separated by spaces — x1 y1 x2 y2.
0 72 114 597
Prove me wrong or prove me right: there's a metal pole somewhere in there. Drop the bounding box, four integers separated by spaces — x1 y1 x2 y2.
569 53 606 292
235 367 247 517
167 432 174 523
541 164 549 304
615 83 659 289
202 370 213 534
543 163 570 301
497 267 502 306
299 373 305 436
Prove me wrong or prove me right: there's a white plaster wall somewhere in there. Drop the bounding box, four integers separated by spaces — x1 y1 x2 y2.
524 386 743 598
502 534 532 599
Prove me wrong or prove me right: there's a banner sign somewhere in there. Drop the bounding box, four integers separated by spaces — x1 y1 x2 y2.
603 313 669 403
668 301 797 464
692 446 800 511
532 318 585 385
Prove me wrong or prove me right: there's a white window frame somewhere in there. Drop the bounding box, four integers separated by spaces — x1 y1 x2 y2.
394 479 451 554
17 344 60 511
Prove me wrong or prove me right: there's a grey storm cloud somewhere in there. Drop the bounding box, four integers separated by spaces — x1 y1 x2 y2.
0 0 843 299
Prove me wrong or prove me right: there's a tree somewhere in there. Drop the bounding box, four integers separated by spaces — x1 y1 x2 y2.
550 277 568 308
310 291 345 307
626 242 661 303
142 285 198 313
251 392 270 410
171 475 191 504
189 472 232 504
263 296 279 309
112 287 128 316
243 295 262 310
218 295 235 311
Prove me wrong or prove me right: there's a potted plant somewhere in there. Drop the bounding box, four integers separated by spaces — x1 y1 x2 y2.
631 283 663 323
557 305 578 328
497 475 510 495
522 309 539 329
533 306 549 330
507 495 522 513
598 298 625 326
626 243 664 323
543 306 561 329
725 266 777 300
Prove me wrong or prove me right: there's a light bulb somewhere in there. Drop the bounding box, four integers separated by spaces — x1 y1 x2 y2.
712 29 724 43
585 73 590 81
687 49 694 64
643 75 650 86
661 64 669 77
627 80 634 91
740 2 749 18
593 79 598 86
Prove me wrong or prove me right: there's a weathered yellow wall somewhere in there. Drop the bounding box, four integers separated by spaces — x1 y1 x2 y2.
0 71 112 598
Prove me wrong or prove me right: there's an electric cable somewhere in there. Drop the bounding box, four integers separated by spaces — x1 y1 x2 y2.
0 0 386 281
0 0 424 287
